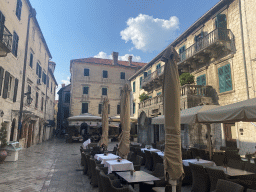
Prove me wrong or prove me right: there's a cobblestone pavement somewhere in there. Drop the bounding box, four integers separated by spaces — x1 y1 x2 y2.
0 139 191 192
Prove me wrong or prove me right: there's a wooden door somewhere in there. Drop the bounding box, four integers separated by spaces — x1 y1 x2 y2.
223 123 237 148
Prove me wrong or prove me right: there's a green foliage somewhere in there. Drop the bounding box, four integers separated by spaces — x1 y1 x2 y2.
179 73 194 86
0 122 7 148
139 92 149 102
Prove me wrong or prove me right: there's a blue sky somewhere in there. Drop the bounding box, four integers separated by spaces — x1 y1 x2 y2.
30 0 219 94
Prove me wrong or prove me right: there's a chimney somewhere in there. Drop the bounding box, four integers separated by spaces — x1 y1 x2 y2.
128 55 132 65
112 52 118 65
61 84 65 88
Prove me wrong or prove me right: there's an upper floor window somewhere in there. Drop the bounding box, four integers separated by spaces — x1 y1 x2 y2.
47 75 49 87
84 68 90 76
0 11 5 26
108 104 110 114
12 31 19 57
215 14 227 29
133 102 135 114
41 97 44 111
16 0 22 20
2 71 18 102
83 87 89 94
35 92 39 108
102 88 107 96
42 72 47 84
39 42 41 52
196 74 206 86
103 70 108 78
36 62 42 78
120 72 125 79
218 63 232 93
82 103 88 113
133 81 135 92
117 104 120 115
29 53 33 68
140 77 143 89
51 82 52 93
179 45 186 61
98 103 102 114
147 70 151 77
64 92 70 103
156 63 161 74
144 72 147 78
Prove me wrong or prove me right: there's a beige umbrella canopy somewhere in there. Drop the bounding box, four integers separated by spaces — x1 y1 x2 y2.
99 97 109 147
109 115 137 123
118 84 131 158
162 46 184 191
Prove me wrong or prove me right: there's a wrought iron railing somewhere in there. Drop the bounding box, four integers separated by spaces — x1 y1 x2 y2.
179 28 234 62
142 65 164 86
0 25 12 51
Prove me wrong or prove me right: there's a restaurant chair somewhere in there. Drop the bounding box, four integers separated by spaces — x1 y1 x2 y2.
152 143 157 148
99 171 136 192
96 166 118 192
145 150 154 170
141 143 146 148
85 155 92 178
141 163 166 191
91 146 102 156
133 155 143 171
227 159 245 170
90 158 101 187
247 189 256 192
212 153 225 166
160 144 165 152
83 153 91 175
236 163 256 190
137 148 146 165
152 152 163 171
127 151 136 163
189 163 210 192
198 149 208 160
182 164 192 185
191 148 200 159
215 179 244 192
205 167 240 192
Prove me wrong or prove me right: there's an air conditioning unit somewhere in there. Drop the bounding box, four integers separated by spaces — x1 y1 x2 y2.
37 78 41 85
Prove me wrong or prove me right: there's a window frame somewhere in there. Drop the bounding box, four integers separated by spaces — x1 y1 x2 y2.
84 68 90 76
102 87 107 96
83 86 89 95
82 103 88 114
120 72 125 79
103 70 108 78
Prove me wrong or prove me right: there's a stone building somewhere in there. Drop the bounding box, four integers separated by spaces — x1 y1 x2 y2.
70 52 146 118
0 0 57 148
129 0 256 154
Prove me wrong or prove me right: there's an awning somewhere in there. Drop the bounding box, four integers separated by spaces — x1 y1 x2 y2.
67 113 102 121
197 98 256 123
151 105 219 125
109 115 137 123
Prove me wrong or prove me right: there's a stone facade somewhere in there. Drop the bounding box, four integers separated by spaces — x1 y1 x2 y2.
70 53 146 119
130 0 256 154
0 0 57 148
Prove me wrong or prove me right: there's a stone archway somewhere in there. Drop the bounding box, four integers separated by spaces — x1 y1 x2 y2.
10 119 16 141
138 111 150 144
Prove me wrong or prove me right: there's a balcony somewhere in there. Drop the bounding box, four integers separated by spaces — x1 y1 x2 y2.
178 28 234 69
0 25 12 57
141 65 164 91
138 84 215 116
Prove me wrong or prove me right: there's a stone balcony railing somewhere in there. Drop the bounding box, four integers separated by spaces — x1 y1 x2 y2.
0 24 12 56
141 65 164 91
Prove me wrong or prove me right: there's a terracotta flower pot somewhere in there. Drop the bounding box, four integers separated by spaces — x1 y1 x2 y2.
0 149 7 163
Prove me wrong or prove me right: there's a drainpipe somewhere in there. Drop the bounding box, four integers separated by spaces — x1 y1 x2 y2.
18 9 36 140
239 0 249 99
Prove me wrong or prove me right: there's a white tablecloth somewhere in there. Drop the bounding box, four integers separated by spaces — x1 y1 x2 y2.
141 148 161 153
94 154 120 165
105 159 134 174
182 159 216 167
156 152 164 157
83 139 91 149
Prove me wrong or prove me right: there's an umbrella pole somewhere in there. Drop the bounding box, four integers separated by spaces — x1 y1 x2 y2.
168 179 177 192
206 124 212 160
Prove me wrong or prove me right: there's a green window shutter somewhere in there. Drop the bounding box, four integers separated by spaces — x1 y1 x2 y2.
218 67 225 93
133 102 135 114
2 71 10 99
13 78 19 102
224 64 232 91
0 67 4 96
196 76 201 85
29 53 33 68
133 81 135 92
140 77 143 88
197 74 206 86
108 104 110 114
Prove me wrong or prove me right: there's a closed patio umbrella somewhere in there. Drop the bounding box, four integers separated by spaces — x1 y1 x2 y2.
99 97 109 147
162 46 184 191
118 84 131 158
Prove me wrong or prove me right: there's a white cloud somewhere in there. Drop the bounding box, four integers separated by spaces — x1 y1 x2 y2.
55 77 70 100
94 52 141 62
120 14 179 52
61 76 70 86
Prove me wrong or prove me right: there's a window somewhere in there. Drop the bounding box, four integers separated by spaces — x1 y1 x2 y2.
64 93 70 103
2 71 17 100
117 104 120 114
83 87 89 94
35 92 38 108
147 70 151 77
84 68 90 76
0 11 5 27
29 53 33 68
120 72 125 79
196 74 206 86
133 81 135 92
157 92 162 96
47 75 49 87
156 63 161 75
98 104 102 114
103 70 108 78
12 31 19 57
215 14 227 29
218 64 232 93
102 88 107 96
27 85 31 94
179 45 186 61
42 72 47 84
82 103 88 113
36 63 42 78
133 102 135 114
16 0 22 20
41 97 44 111
140 77 143 89
108 104 110 114
0 67 4 96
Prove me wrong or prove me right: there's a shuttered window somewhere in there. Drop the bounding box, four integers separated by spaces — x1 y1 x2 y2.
120 72 125 79
108 104 110 114
35 92 38 108
12 31 19 57
117 105 120 114
16 0 22 20
13 78 18 102
140 77 143 89
41 97 44 111
179 45 186 61
83 87 89 94
103 70 108 78
2 71 10 99
144 72 147 78
0 67 4 96
102 88 107 96
47 75 49 87
196 74 206 86
98 104 102 114
218 64 232 93
133 81 135 92
133 102 135 114
42 72 46 84
29 53 33 68
36 63 42 78
84 68 89 76
82 103 88 113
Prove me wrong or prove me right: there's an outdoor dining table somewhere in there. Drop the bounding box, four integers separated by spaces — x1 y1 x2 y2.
182 159 216 167
94 153 120 165
105 159 134 174
116 171 160 192
141 148 161 153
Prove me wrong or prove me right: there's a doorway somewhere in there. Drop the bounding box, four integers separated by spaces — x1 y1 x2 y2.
10 119 16 141
223 123 237 148
153 125 159 143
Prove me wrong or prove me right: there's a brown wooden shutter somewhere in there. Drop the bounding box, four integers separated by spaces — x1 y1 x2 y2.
2 71 10 99
13 78 19 102
0 67 4 96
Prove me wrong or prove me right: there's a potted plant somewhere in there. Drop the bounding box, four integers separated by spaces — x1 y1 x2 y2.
0 122 8 163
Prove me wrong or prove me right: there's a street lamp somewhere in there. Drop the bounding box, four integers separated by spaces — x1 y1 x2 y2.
0 111 4 117
24 92 33 105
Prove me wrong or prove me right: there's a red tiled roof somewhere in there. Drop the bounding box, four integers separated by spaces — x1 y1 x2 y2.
71 57 147 68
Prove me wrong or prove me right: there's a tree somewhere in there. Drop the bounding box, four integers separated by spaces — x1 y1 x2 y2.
139 92 150 102
179 72 194 86
0 122 7 148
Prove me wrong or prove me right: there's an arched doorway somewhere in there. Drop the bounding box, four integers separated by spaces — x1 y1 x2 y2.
10 119 16 141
